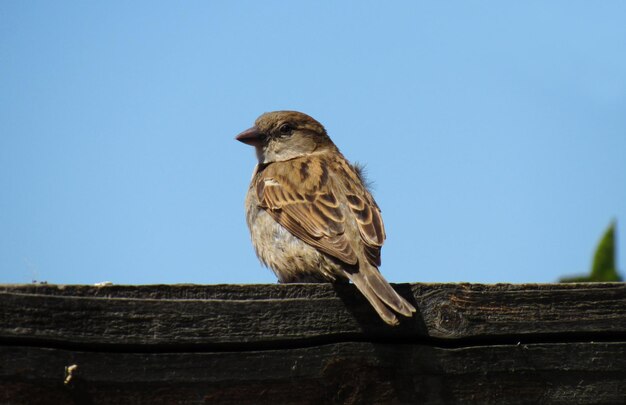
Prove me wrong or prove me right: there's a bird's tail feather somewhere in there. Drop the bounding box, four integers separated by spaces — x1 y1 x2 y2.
346 264 416 326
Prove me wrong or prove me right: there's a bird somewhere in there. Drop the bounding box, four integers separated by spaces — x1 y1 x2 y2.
236 111 416 325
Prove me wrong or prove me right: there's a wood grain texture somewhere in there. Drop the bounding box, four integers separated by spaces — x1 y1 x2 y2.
1 342 625 405
1 283 625 404
1 283 625 346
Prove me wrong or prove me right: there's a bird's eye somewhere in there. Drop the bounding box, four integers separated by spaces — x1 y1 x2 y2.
279 123 292 135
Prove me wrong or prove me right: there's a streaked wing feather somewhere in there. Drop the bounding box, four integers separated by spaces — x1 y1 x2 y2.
256 159 358 265
340 161 386 266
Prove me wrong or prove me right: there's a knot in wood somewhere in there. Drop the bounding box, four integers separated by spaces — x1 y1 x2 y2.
434 303 467 337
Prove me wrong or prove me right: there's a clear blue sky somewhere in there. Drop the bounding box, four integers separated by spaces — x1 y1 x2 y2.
2 1 625 285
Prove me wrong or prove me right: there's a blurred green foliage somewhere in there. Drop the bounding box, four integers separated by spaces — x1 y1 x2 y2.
560 221 622 283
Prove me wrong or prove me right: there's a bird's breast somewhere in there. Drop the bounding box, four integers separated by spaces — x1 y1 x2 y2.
244 186 340 283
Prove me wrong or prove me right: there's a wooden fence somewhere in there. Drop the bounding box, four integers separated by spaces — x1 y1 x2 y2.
1 282 625 404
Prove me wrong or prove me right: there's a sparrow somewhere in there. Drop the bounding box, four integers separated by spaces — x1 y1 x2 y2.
236 111 416 326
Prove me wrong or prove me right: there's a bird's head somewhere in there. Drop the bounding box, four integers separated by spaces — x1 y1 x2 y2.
236 111 336 164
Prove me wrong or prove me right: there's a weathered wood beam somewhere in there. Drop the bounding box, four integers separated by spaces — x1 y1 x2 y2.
2 342 625 404
1 283 624 346
1 283 625 404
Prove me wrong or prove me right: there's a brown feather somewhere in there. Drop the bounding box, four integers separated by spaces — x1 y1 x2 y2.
255 156 359 265
254 151 388 268
240 110 415 326
347 271 400 326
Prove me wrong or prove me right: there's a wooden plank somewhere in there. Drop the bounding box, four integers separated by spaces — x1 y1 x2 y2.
1 283 624 346
1 342 625 404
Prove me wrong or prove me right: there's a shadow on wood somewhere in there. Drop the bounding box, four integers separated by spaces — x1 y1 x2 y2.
1 282 625 404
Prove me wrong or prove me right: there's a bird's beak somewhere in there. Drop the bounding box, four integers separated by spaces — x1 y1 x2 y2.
235 126 264 147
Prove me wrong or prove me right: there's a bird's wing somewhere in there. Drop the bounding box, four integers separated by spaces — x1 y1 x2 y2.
255 155 385 266
334 159 386 266
255 156 356 264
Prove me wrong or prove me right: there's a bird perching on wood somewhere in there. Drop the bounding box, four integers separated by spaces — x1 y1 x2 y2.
236 111 416 325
